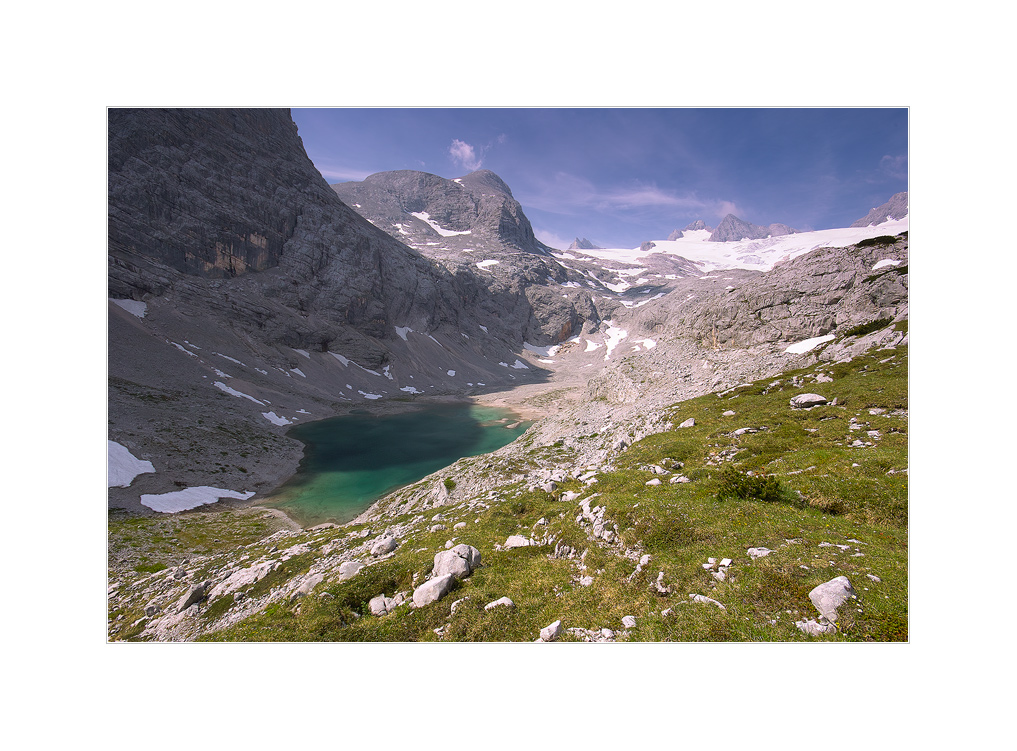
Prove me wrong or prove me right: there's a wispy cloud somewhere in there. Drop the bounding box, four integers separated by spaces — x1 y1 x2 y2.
521 171 714 216
532 227 574 251
449 139 483 171
879 154 908 180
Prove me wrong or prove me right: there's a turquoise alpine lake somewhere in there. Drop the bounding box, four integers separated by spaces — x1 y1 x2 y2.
265 403 531 527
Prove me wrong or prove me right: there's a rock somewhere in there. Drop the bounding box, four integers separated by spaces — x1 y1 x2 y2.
453 522 467 530
412 573 455 608
621 615 637 629
646 478 662 486
368 594 392 616
795 618 837 636
722 410 736 416
176 582 207 613
338 561 364 580
503 535 532 549
747 547 774 559
370 536 398 556
540 620 563 642
866 574 882 583
601 628 615 639
670 475 690 484
790 393 828 409
433 544 481 580
689 594 726 610
579 576 594 586
720 558 732 567
484 596 515 611
808 576 855 623
678 418 695 428
144 602 161 618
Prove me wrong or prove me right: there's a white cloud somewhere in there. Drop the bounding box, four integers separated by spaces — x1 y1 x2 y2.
879 154 908 180
449 139 482 171
533 227 574 250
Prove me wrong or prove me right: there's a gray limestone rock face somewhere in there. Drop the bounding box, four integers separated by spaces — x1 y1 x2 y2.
484 596 515 611
666 229 684 240
338 561 365 581
371 536 399 557
851 192 908 227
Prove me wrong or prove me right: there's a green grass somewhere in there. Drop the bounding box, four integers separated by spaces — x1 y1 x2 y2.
115 346 908 643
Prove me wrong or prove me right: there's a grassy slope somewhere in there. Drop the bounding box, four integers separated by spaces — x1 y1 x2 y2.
182 344 907 642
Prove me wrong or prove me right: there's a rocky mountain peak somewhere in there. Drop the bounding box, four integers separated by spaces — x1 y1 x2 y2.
684 219 713 232
851 192 908 227
666 229 684 241
457 169 514 198
568 237 601 250
708 214 797 243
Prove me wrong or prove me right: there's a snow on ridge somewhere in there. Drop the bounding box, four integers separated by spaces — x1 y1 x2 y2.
293 349 311 359
108 440 155 487
576 217 909 273
784 334 835 355
214 381 264 405
140 486 255 513
411 211 472 237
476 259 500 270
110 298 147 318
216 353 246 367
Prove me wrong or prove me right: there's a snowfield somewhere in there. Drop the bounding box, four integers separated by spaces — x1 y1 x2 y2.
110 298 147 318
572 216 909 273
140 486 256 513
108 441 155 487
785 334 836 354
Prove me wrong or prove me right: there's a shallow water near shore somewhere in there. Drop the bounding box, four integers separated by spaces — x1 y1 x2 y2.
264 403 531 527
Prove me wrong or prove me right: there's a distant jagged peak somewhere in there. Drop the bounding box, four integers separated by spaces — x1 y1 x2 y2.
708 214 797 243
851 191 908 227
568 237 601 250
666 229 684 240
684 219 713 232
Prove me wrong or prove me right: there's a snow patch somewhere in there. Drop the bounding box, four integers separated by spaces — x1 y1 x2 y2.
110 298 147 318
108 441 155 487
395 326 413 341
291 368 306 378
140 487 255 513
447 370 456 376
872 259 901 270
523 342 560 358
411 211 472 237
358 391 383 400
215 353 246 367
476 260 500 270
511 359 529 370
785 334 836 354
213 381 264 405
262 411 292 426
293 349 311 359
604 324 628 359
400 386 423 394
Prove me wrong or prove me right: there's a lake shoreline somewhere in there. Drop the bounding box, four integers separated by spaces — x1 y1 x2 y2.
249 400 536 529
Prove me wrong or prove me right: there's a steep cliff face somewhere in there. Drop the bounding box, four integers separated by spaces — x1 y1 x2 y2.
851 192 908 227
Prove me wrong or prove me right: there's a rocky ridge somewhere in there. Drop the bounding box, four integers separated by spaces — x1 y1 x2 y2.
851 191 909 227
709 214 798 242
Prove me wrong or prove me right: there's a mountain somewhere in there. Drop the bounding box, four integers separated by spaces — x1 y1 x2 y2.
709 214 798 242
107 109 577 515
568 237 601 250
684 220 713 232
666 229 684 240
851 192 909 227
108 111 908 643
332 169 551 257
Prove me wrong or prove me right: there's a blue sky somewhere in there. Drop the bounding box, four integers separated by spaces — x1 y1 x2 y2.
292 108 908 250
